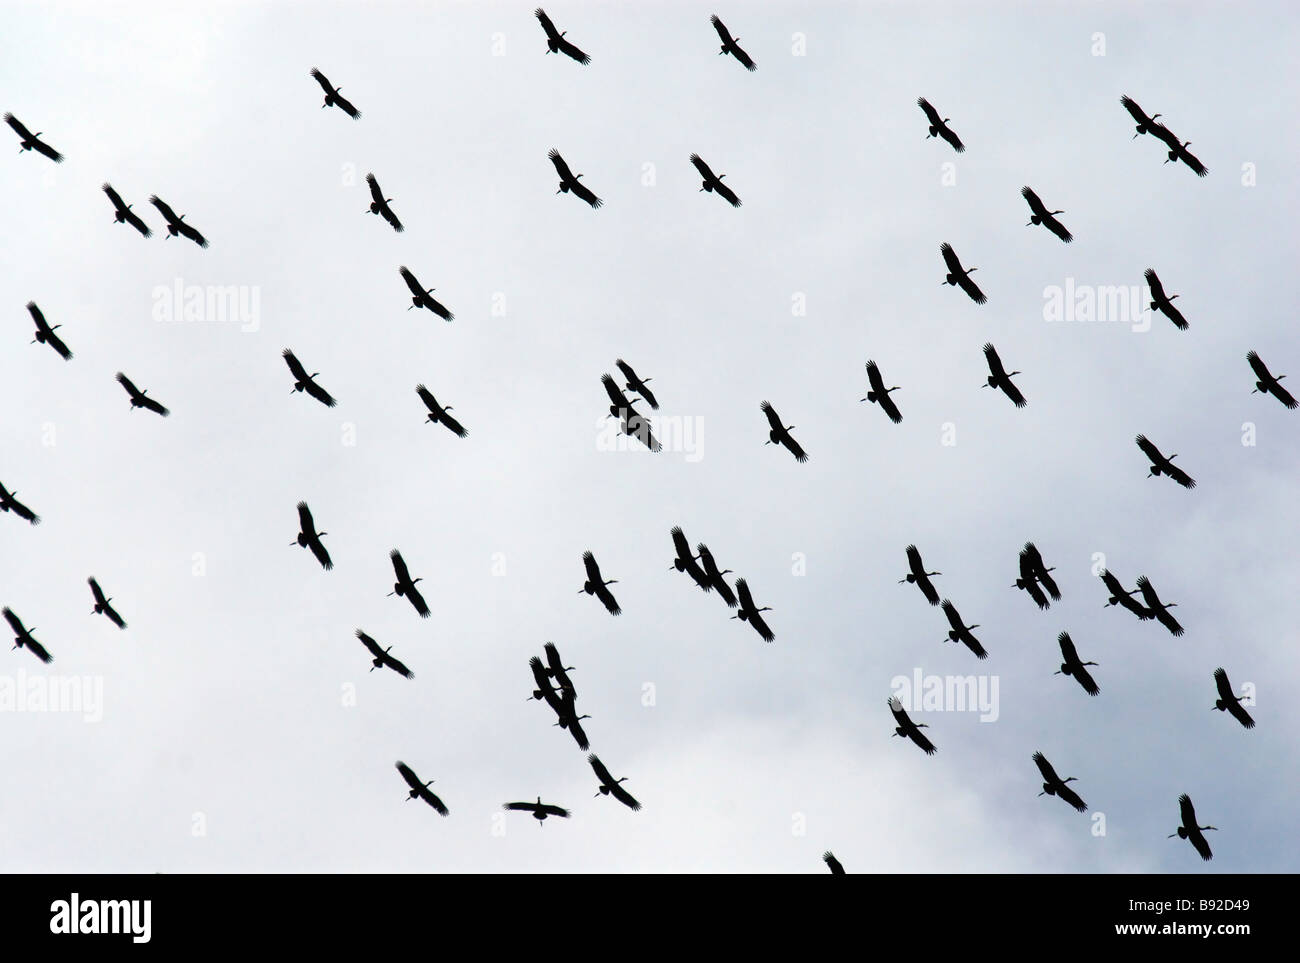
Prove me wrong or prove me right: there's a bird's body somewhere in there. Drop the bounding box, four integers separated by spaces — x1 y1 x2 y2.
917 98 963 152
1055 632 1099 696
395 762 447 814
710 15 756 71
26 302 72 361
310 68 360 118
116 372 170 416
0 481 40 525
399 267 454 321
1033 752 1087 813
293 502 332 570
940 599 987 659
690 153 741 207
1021 186 1072 242
549 149 602 208
1212 667 1254 729
1135 575 1183 636
900 545 941 606
149 196 207 247
1136 434 1195 489
88 577 127 629
760 401 807 462
535 9 590 63
580 551 621 615
388 550 430 618
1170 794 1216 860
359 631 414 679
416 385 467 438
732 578 774 642
982 343 1026 407
861 360 902 423
589 755 641 810
102 183 152 237
889 697 936 755
1144 269 1188 330
940 243 986 303
1247 351 1296 409
4 607 52 663
5 113 62 162
365 173 403 232
283 350 337 407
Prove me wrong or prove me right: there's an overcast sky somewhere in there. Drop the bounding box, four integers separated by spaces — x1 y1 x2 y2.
2 0 1297 873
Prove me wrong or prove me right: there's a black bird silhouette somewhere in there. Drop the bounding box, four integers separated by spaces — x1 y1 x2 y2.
615 359 658 410
917 98 963 152
1152 123 1208 177
4 607 52 663
1169 794 1216 861
549 149 602 208
0 482 40 525
1143 269 1188 330
552 691 592 750
388 550 430 618
528 656 566 710
710 15 756 71
940 243 985 303
696 544 737 607
589 755 641 810
761 401 807 462
365 173 402 232
1135 575 1183 636
602 373 637 420
543 642 577 699
670 527 712 591
860 360 902 423
1055 632 1099 697
580 551 621 615
940 599 987 659
26 302 72 361
690 153 741 207
1020 542 1060 600
1212 668 1254 729
310 68 360 118
732 578 775 642
1014 549 1050 611
149 196 207 247
900 545 941 606
505 797 570 823
1120 95 1163 138
416 385 467 438
395 762 447 814
1247 351 1296 409
534 8 590 64
292 502 332 571
5 113 62 162
1033 752 1087 813
283 350 337 407
102 184 152 237
358 631 414 679
1136 434 1195 489
822 851 845 874
88 577 126 630
399 266 454 321
116 372 169 416
982 343 1026 407
1021 186 1072 242
890 697 936 755
1099 569 1152 619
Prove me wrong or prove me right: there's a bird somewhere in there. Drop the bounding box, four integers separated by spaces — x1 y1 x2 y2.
615 359 658 410
310 68 360 118
4 113 62 162
940 599 987 659
88 577 127 630
589 755 641 810
982 343 1026 408
917 98 963 152
101 184 152 237
1054 632 1099 697
1211 668 1254 730
528 656 566 712
900 545 941 606
399 266 454 321
601 373 637 420
26 302 72 361
1013 549 1050 611
580 551 621 616
395 762 448 815
940 243 986 303
292 502 332 571
388 550 430 618
4 608 52 663
710 15 756 71
283 350 337 408
534 8 590 64
696 544 738 607
548 149 602 208
415 385 467 438
358 631 414 679
822 851 845 874
732 578 775 642
116 372 170 417
365 173 403 232
1020 542 1060 600
1021 186 1072 243
149 196 208 248
860 360 902 423
1169 794 1216 861
543 642 577 699
1099 569 1152 619
1247 351 1296 409
1135 434 1195 489
1033 752 1087 813
689 153 741 207
1143 269 1188 330
0 482 40 525
760 401 807 462
1152 123 1208 177
670 527 712 592
1119 95 1164 139
552 691 592 750
1135 575 1183 637
889 697 936 755
504 798 570 823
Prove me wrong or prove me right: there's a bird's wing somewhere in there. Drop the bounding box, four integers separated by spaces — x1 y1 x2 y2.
9 496 39 524
310 539 333 571
504 802 538 812
1189 829 1213 861
541 804 571 818
1043 213 1073 243
283 349 309 381
1144 269 1165 301
734 577 757 612
760 400 781 431
310 68 333 93
179 221 208 247
382 205 403 232
596 582 621 616
603 373 631 408
296 501 316 534
615 359 638 385
1246 351 1270 382
909 726 937 755
916 575 939 605
1177 145 1208 177
1037 567 1060 599
1273 381 1299 408
1074 662 1100 697
917 98 941 126
940 242 962 273
390 550 411 582
571 179 603 209
1179 794 1197 828
1163 301 1189 330
46 328 73 360
941 599 961 630
26 302 49 332
88 578 107 605
3 608 24 633
1024 579 1048 610
1120 95 1149 125
395 762 422 790
440 411 467 437
865 360 887 394
104 603 126 630
1228 700 1255 729
25 637 54 663
557 36 590 64
689 153 714 180
610 783 641 810
1057 784 1088 813
1156 608 1184 636
959 273 987 304
1100 570 1124 597
671 526 693 561
548 148 573 180
4 113 33 138
400 266 423 297
823 852 845 874
582 551 602 582
983 343 1005 378
384 651 414 679
714 578 738 607
938 124 963 152
32 136 63 162
730 42 756 71
535 7 561 39
710 14 733 42
366 173 383 203
102 183 127 210
333 93 360 119
421 789 448 815
962 631 988 659
714 180 742 208
566 715 591 750
305 380 337 408
123 208 152 236
1021 186 1046 216
748 609 775 643
116 372 139 397
1166 463 1196 489
588 754 614 784
142 395 170 417
1134 575 1161 609
635 382 659 409
149 196 179 224
356 630 384 658
782 431 808 462
1033 752 1056 783
1135 434 1162 464
407 584 430 618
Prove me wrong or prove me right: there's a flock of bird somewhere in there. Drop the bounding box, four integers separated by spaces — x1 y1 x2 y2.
4 8 1284 872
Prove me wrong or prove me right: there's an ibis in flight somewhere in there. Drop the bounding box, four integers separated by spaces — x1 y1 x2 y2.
26 302 72 361
310 68 360 118
399 266 454 321
528 656 566 710
283 350 337 408
761 401 807 462
1135 575 1183 636
732 577 775 642
1144 269 1188 330
670 527 712 592
615 359 658 410
416 385 467 438
889 697 936 755
88 577 127 630
1019 542 1060 602
358 631 414 679
365 173 403 232
940 243 985 304
1136 434 1195 489
549 149 602 208
1100 569 1152 620
1033 752 1087 813
149 196 208 248
900 546 941 606
917 98 963 152
292 502 332 571
0 482 39 525
1021 186 1072 243
1054 632 1099 697
1169 794 1216 861
1153 123 1208 177
696 543 737 607
982 343 1026 408
1120 95 1162 138
102 183 152 237
395 762 448 815
116 372 170 417
504 798 571 824
1013 550 1050 611
1247 351 1295 409
860 360 902 424
589 755 641 810
710 15 756 71
690 153 741 207
535 8 590 64
388 549 430 618
4 607 52 663
580 551 621 616
940 599 987 659
4 113 62 162
1211 667 1254 729
543 642 577 699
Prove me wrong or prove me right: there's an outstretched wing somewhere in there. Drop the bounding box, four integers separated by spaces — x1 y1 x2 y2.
1120 95 1152 126
823 851 845 874
149 195 180 224
305 378 337 408
357 630 385 659
534 8 560 40
399 266 424 297
1032 751 1058 784
1042 212 1072 243
781 430 807 463
1165 462 1196 490
689 153 716 182
283 349 310 382
983 343 1006 379
439 410 467 438
102 182 128 212
1000 377 1027 409
1135 434 1163 465
570 178 603 209
940 241 963 275
582 550 603 584
178 220 208 248
1144 269 1167 303
958 271 986 304
366 173 384 205
595 582 621 616
548 148 574 181
395 761 423 792
603 373 632 410
747 608 775 643
557 35 591 64
297 501 317 537
1175 143 1208 177
406 582 430 618
713 179 742 208
390 549 412 584
1021 185 1047 218
760 400 782 432
4 113 33 139
917 98 942 127
710 14 734 44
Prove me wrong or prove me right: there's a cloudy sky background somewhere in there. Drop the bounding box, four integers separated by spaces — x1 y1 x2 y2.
1 0 1297 872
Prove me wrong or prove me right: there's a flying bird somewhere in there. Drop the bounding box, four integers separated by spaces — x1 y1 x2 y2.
102 183 152 237
26 302 72 361
1120 96 1162 138
0 482 39 525
528 656 566 711
822 851 845 874
889 697 936 755
1136 434 1195 489
549 149 602 208
149 196 207 248
534 8 590 64
504 798 571 823
1144 269 1188 330
292 502 332 571
4 608 52 663
940 599 987 659
1135 575 1183 637
1099 569 1151 619
1033 752 1087 813
1152 123 1208 177
940 243 985 304
551 691 592 749
1169 794 1216 861
1054 632 1099 697
982 343 1026 408
365 173 403 232
1021 186 1072 242
1211 668 1254 730
283 350 337 408
358 631 414 679
860 360 902 423
601 373 637 420
543 642 577 699
588 755 641 811
1013 549 1050 611
395 762 447 815
580 551 621 616
415 385 467 438
1247 351 1296 409
690 153 741 207
399 266 454 321
1020 542 1060 600
5 113 62 162
116 372 169 417
670 527 712 592
900 545 941 606
917 98 964 152
710 15 756 71
388 550 430 618
310 68 360 118
732 578 775 642
761 401 807 463
615 359 658 410
696 544 737 607
88 577 127 630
